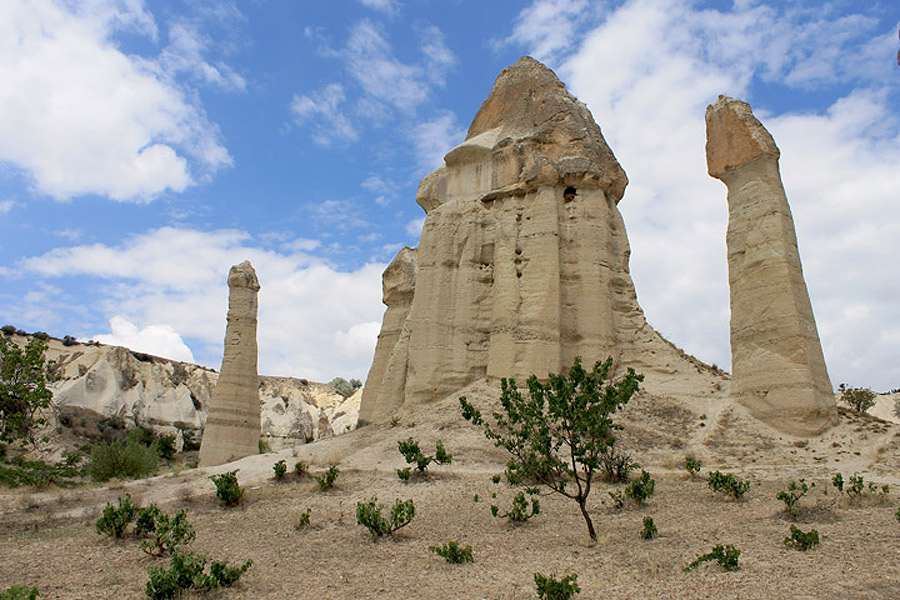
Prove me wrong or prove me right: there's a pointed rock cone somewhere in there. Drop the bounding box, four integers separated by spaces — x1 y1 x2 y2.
706 95 837 436
199 261 262 466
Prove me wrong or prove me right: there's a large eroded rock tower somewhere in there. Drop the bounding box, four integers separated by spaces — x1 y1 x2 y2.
360 57 692 423
199 261 262 466
705 95 837 436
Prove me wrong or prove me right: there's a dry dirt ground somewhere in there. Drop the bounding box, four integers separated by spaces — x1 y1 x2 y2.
2 388 900 599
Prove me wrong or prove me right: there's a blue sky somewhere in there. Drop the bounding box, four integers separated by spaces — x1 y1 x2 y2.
1 0 898 390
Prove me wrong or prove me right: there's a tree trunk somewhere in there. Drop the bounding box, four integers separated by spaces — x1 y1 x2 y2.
579 499 596 543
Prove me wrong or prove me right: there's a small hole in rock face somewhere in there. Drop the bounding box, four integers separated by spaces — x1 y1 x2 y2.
563 187 577 202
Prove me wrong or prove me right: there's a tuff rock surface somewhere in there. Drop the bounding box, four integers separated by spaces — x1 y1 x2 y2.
706 95 837 436
199 261 263 466
360 57 704 423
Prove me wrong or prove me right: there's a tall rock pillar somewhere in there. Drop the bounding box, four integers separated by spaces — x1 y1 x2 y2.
705 95 837 436
199 261 262 466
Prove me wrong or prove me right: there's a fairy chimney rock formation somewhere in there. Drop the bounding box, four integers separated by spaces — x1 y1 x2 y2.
199 261 262 466
705 95 837 436
360 56 690 423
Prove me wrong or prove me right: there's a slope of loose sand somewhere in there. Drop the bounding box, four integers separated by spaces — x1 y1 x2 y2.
2 379 899 599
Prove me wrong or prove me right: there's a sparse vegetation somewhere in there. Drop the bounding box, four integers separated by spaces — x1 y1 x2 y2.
838 383 877 413
294 460 308 476
624 470 655 505
258 439 272 454
86 439 159 482
210 470 243 506
355 497 415 540
460 356 643 543
273 459 287 480
684 544 741 572
684 456 701 477
784 525 819 551
315 465 340 490
428 541 473 563
0 454 81 488
707 471 750 499
397 437 452 475
0 336 54 446
145 551 252 599
295 508 311 530
396 467 411 481
95 493 139 538
640 516 657 540
491 489 541 523
0 586 38 600
598 443 639 482
329 377 362 398
777 479 815 518
534 572 580 600
139 509 195 557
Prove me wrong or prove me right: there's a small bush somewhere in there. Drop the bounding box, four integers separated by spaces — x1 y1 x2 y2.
273 459 287 481
784 525 819 551
86 440 158 482
684 457 701 477
0 586 38 600
397 467 411 481
434 441 452 465
315 465 340 491
295 508 311 530
625 470 655 504
599 444 639 482
838 383 877 413
684 544 740 572
180 430 200 452
397 437 451 474
95 493 138 538
608 490 625 510
640 516 657 540
534 572 580 600
150 435 176 461
210 470 243 507
492 489 541 523
140 509 195 557
356 497 415 540
707 471 750 499
258 439 271 454
294 461 308 476
777 479 815 518
145 551 252 599
135 505 162 536
428 541 473 563
832 473 844 494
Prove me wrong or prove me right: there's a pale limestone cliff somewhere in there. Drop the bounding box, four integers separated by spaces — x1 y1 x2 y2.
199 261 262 466
360 57 703 423
705 95 837 436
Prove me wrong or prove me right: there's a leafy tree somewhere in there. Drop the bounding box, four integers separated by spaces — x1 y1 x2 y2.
0 336 54 445
329 377 362 398
838 383 876 413
460 356 643 543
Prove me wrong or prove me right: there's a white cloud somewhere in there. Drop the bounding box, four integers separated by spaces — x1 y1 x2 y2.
0 200 13 214
0 0 232 201
502 0 591 63
291 84 359 146
405 217 425 239
358 0 401 15
18 227 386 381
93 316 195 363
508 0 900 389
156 21 246 91
409 110 466 173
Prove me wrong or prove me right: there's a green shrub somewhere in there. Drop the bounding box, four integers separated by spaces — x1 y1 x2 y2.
127 426 155 447
397 438 451 474
684 544 741 572
838 383 877 412
640 516 657 540
86 440 158 482
0 456 81 488
832 473 844 493
707 471 750 499
0 336 54 446
684 457 701 477
258 439 271 454
534 572 580 600
180 429 200 452
329 377 361 398
210 470 243 506
599 444 639 482
315 465 340 491
294 461 308 476
784 525 819 551
295 508 311 530
625 470 655 504
0 586 38 600
273 459 287 481
461 356 643 543
434 441 452 465
95 493 138 537
491 489 541 523
145 551 252 599
150 435 176 460
140 509 195 557
608 490 625 510
135 505 162 536
356 497 415 540
777 479 815 517
396 467 411 481
428 541 473 563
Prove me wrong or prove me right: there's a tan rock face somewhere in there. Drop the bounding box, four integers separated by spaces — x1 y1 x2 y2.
705 95 837 436
199 261 263 466
360 57 696 422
